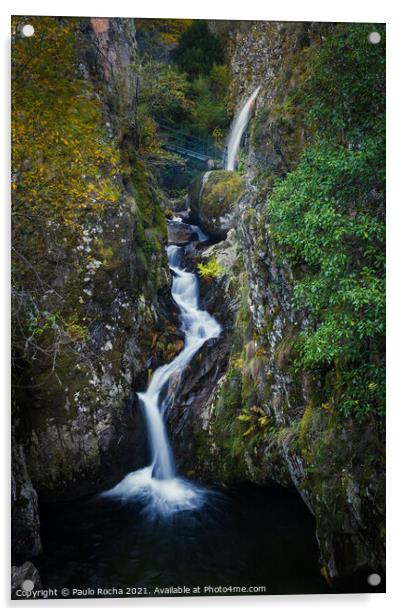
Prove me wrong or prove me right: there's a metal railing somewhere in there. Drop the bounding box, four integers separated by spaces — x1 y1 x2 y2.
158 123 223 162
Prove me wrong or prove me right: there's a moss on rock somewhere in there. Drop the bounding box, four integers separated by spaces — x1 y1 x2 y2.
189 170 246 240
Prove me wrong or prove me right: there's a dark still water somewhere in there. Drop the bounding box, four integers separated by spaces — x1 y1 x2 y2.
35 484 329 598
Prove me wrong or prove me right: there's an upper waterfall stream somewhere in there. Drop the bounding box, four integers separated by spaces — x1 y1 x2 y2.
103 227 221 516
226 86 260 171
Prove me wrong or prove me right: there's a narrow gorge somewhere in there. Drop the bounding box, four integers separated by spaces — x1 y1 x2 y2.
11 17 385 597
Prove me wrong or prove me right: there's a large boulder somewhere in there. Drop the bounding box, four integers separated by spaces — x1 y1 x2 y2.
188 170 246 240
167 220 197 246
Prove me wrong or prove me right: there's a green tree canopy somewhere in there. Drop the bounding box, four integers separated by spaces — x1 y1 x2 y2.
174 21 224 78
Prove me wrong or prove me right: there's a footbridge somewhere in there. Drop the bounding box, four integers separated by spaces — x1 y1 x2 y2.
158 123 226 166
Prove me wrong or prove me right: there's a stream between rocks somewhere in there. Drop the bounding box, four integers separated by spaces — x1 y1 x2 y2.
34 224 328 597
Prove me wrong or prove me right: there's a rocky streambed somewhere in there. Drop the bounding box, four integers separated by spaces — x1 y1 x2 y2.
17 213 331 598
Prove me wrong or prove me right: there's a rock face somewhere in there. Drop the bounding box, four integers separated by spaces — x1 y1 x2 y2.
11 18 178 555
167 220 197 246
11 433 42 562
87 18 137 82
11 562 42 598
168 231 241 475
188 170 246 240
169 21 385 588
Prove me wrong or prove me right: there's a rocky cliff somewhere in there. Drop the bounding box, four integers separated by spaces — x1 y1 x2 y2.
169 21 385 588
11 17 178 565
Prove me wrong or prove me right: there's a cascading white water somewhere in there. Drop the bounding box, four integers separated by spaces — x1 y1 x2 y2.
190 224 209 242
226 86 261 171
102 231 221 516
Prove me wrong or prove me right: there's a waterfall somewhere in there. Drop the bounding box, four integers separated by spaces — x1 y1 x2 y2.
102 232 221 515
225 86 260 171
190 224 209 242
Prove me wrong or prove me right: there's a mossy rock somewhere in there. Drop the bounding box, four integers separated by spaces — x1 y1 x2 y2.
189 170 246 240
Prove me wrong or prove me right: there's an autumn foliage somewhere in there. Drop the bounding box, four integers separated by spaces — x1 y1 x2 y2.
11 17 123 363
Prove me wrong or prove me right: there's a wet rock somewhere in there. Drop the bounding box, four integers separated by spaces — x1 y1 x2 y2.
188 170 246 240
168 337 230 475
198 229 242 324
11 435 42 562
25 395 148 502
170 196 188 213
11 562 42 598
167 220 197 246
168 232 242 476
201 228 239 271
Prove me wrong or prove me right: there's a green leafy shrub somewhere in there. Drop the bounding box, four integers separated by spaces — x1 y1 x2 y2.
197 256 224 279
267 24 385 420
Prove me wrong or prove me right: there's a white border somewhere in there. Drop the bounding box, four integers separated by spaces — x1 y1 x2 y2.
2 1 401 613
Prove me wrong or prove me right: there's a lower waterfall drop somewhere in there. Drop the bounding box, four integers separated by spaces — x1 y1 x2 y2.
102 232 222 516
